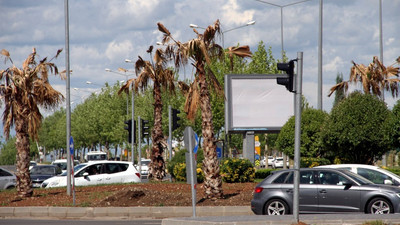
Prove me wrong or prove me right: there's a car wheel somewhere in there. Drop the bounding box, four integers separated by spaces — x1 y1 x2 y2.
264 199 289 215
367 198 393 214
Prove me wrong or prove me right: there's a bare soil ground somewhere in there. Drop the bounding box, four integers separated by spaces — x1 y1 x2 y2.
0 182 256 207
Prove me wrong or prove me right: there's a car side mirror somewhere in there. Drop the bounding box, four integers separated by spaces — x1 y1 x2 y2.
384 179 393 185
83 172 89 178
343 183 352 190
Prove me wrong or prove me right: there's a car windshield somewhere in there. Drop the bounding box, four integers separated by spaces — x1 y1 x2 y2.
60 163 87 176
141 160 150 166
31 167 55 175
340 169 374 185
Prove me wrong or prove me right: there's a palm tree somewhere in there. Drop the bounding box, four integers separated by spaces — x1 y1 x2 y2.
158 20 252 199
328 56 400 98
0 48 64 197
119 46 175 180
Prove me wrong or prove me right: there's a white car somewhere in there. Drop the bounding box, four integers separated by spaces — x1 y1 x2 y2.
316 164 400 186
139 158 151 176
0 167 16 190
267 156 275 166
272 157 289 169
42 161 141 188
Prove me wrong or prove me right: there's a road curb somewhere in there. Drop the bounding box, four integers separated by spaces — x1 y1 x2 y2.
0 206 252 219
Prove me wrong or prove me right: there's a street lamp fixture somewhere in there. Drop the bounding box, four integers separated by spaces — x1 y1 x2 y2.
125 59 133 63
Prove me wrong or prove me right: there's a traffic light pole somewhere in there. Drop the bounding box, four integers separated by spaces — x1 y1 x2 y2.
131 83 135 165
293 52 303 223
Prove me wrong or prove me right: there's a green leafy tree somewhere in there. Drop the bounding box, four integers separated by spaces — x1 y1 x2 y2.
321 92 392 164
276 108 328 159
388 100 400 150
0 137 17 165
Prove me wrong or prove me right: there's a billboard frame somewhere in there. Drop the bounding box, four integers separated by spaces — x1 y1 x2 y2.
224 74 294 134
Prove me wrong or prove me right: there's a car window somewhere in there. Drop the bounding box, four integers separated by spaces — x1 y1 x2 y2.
104 163 123 174
300 171 314 184
357 168 391 184
76 164 102 177
31 167 55 175
0 169 12 177
272 172 290 184
318 171 350 185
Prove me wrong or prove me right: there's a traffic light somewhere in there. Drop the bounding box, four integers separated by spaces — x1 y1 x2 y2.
277 60 295 93
172 108 181 131
141 119 149 138
124 119 136 143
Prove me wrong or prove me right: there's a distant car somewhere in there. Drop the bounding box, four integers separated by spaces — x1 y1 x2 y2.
0 167 16 190
259 157 266 168
85 151 108 162
139 158 151 176
51 159 79 173
30 165 62 188
251 168 400 215
267 156 275 166
272 157 289 169
316 164 400 186
42 161 141 188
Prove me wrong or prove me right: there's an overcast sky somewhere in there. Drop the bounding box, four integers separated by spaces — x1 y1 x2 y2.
1 0 399 116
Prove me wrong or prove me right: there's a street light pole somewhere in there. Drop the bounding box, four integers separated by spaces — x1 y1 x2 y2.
254 0 312 61
105 68 132 116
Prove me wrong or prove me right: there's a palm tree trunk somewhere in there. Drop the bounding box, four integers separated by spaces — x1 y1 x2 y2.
15 116 33 198
150 82 165 180
197 62 223 199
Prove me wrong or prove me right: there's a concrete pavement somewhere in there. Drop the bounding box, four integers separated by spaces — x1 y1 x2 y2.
1 206 400 224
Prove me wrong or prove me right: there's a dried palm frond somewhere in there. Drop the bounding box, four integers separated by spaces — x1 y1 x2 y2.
328 81 349 97
1 49 13 64
147 45 154 54
117 78 136 95
184 78 200 120
118 67 128 73
157 22 171 44
178 81 190 95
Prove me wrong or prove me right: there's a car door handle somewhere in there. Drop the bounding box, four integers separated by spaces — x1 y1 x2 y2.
319 189 327 193
286 189 293 193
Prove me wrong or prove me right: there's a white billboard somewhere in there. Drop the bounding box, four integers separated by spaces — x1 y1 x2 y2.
225 74 294 133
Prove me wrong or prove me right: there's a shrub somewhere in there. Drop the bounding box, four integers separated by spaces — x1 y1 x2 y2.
220 158 255 183
300 157 330 168
172 162 204 183
167 148 204 179
173 163 186 182
255 168 275 179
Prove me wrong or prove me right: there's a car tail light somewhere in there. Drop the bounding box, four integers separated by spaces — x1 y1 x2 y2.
254 187 263 193
136 172 141 178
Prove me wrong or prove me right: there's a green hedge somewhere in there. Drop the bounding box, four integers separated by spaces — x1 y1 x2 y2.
255 168 276 179
386 168 400 176
301 157 331 168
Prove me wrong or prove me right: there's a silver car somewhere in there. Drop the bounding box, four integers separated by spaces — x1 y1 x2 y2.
251 168 400 215
0 167 16 190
